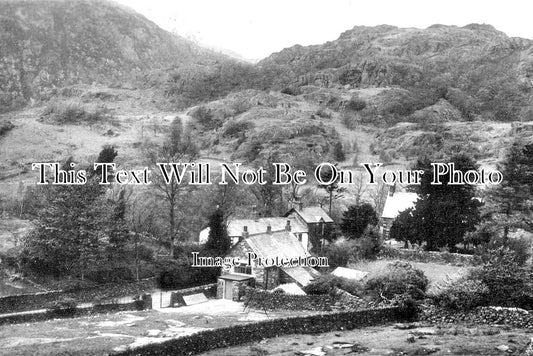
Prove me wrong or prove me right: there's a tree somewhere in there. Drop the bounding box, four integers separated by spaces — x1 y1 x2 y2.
144 117 199 257
333 141 346 162
317 164 347 216
204 208 231 256
393 154 482 251
484 139 533 244
22 148 124 279
340 203 379 239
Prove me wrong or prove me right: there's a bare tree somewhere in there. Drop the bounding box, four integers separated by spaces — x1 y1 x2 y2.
144 117 198 257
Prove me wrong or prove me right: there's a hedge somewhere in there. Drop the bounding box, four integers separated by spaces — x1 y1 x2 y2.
112 307 404 356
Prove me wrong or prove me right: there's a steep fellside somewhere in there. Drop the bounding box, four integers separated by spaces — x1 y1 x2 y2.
258 24 533 122
0 0 223 112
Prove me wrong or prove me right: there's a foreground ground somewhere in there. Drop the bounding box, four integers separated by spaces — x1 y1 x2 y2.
198 323 533 356
0 300 316 355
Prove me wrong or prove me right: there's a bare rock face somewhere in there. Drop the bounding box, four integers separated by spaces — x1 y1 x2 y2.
0 0 222 112
524 338 533 356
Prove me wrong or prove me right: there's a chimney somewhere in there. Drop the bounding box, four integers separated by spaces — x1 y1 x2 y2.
252 205 258 221
294 196 303 211
285 220 291 232
238 226 249 243
388 183 396 197
266 225 272 234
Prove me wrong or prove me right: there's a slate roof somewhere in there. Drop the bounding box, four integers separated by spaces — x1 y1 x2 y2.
227 217 307 237
286 206 334 223
381 192 418 219
273 283 306 295
246 231 309 260
331 267 369 281
218 273 255 281
281 266 320 287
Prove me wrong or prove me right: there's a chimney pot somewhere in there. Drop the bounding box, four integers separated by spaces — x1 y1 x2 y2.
285 220 291 231
240 225 249 241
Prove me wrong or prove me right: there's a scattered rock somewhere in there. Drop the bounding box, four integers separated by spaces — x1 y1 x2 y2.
495 345 510 352
350 344 371 353
394 323 420 330
406 336 416 343
331 341 353 349
297 347 325 356
146 329 161 337
411 347 440 355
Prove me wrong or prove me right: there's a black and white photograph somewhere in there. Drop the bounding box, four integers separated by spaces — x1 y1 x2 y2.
1 0 533 355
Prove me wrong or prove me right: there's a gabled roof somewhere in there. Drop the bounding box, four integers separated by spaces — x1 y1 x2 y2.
381 192 418 219
246 231 309 260
227 217 307 236
285 206 334 224
331 267 369 281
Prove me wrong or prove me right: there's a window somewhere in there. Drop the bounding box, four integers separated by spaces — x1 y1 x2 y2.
234 264 252 275
297 233 302 242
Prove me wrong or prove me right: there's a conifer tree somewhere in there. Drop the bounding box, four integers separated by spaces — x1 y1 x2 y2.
204 208 231 256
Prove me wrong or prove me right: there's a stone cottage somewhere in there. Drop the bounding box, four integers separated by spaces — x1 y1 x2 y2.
380 190 418 239
284 204 334 251
216 221 321 301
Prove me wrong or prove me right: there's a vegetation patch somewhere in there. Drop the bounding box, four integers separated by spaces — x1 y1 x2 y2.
40 100 116 125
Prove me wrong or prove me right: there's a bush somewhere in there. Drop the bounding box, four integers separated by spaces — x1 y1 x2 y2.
222 120 253 138
323 240 358 268
303 274 338 295
41 101 113 124
303 274 364 297
359 226 382 260
315 106 332 118
190 105 222 130
434 278 489 310
0 120 14 136
345 96 366 112
468 250 532 308
365 261 429 301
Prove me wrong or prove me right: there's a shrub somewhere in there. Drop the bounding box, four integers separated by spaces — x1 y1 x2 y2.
345 96 367 112
359 226 382 260
304 274 364 297
323 240 358 268
303 274 338 295
0 120 14 136
41 101 113 124
434 278 489 310
222 120 253 138
468 249 532 308
365 261 429 301
315 106 332 118
190 105 222 130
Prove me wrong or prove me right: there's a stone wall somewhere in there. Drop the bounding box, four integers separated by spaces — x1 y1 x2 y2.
112 307 404 356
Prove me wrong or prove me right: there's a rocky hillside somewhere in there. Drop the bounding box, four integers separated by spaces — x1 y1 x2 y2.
0 0 225 113
258 24 533 123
